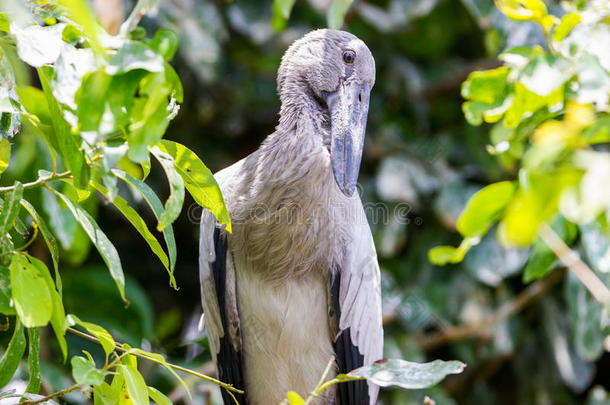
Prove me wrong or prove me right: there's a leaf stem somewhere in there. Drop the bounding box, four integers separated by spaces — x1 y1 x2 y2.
66 327 244 395
539 223 610 305
0 171 72 193
20 383 83 404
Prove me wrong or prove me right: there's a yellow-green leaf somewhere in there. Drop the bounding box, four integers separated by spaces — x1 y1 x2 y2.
286 391 305 405
457 181 516 238
157 140 232 232
10 254 52 327
0 138 10 174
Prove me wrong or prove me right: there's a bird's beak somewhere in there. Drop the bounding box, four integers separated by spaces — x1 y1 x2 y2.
323 81 371 197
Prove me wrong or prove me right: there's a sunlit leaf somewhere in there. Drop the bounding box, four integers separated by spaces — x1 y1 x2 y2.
67 314 116 361
0 138 10 174
119 364 149 405
158 140 232 232
147 387 171 405
553 12 581 42
107 42 164 75
24 254 67 358
11 23 65 67
10 253 52 327
150 29 179 61
457 181 515 238
346 358 466 389
286 391 305 405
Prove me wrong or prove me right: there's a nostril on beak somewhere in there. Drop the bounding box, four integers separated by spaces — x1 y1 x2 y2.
358 92 362 103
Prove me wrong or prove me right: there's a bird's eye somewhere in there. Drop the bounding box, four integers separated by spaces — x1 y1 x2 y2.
342 50 356 64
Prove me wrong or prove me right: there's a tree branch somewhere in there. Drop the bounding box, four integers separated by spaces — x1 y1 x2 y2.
21 384 83 404
539 223 610 305
0 171 72 193
416 268 565 350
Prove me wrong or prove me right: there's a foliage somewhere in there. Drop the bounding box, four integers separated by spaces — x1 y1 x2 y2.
0 0 233 402
1 0 609 404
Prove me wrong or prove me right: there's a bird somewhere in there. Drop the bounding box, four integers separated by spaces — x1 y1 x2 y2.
199 29 383 405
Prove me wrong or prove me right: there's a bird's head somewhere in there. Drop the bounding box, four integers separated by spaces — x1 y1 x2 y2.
278 29 375 197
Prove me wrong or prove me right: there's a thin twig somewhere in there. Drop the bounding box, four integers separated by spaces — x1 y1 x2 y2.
539 223 610 305
21 384 83 404
416 268 565 350
303 356 337 405
0 171 72 193
66 327 244 394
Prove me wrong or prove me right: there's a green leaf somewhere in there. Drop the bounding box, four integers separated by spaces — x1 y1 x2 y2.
456 181 516 238
327 0 353 29
48 188 126 301
10 253 52 327
271 0 296 31
21 254 66 359
91 181 172 285
347 358 466 389
67 314 116 361
428 237 478 266
113 169 176 276
20 199 60 289
150 29 179 61
0 181 23 235
26 327 41 394
0 138 10 174
119 364 149 405
523 216 577 282
286 391 305 405
150 146 185 231
553 12 581 42
71 355 107 386
158 140 232 232
38 67 90 189
0 318 26 387
0 266 14 315
107 41 164 75
461 67 510 104
147 387 171 405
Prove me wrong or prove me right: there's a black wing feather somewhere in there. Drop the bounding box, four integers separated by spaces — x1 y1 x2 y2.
212 228 247 405
331 269 370 405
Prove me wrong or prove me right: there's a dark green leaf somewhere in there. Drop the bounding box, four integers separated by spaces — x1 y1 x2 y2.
48 188 126 301
0 319 26 387
26 327 41 394
20 199 60 290
150 146 185 231
0 181 23 235
113 169 176 277
38 67 90 189
0 266 14 315
91 181 173 285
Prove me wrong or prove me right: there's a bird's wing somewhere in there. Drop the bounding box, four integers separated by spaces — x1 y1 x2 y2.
199 209 247 405
332 202 384 405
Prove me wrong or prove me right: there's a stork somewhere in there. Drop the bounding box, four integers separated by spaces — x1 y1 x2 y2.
199 29 383 405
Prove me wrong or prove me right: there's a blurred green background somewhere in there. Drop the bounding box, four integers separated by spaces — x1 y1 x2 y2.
4 0 610 404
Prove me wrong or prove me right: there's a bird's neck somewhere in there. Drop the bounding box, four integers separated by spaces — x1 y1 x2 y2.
276 80 330 143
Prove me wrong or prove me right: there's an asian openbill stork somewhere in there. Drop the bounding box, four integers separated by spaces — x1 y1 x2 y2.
199 29 383 405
